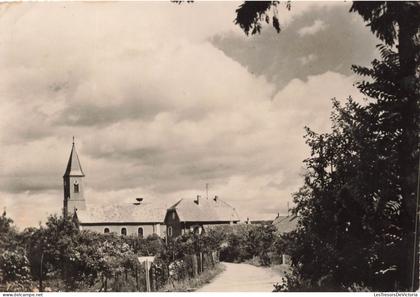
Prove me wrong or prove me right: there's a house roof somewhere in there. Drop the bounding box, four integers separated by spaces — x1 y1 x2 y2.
75 202 166 224
250 220 273 225
272 215 298 234
167 197 240 223
64 142 85 177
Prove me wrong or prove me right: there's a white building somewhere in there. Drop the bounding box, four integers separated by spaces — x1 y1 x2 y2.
63 141 166 237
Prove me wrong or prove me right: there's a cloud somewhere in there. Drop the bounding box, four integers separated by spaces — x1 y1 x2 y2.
211 3 379 91
0 2 369 228
272 71 359 132
298 20 327 36
298 54 318 65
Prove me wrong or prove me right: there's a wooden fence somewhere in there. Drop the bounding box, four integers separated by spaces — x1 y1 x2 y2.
100 251 220 292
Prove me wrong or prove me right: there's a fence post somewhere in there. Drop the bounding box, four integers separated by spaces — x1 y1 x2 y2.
192 254 198 277
150 264 157 292
145 260 151 292
135 266 139 291
199 252 203 273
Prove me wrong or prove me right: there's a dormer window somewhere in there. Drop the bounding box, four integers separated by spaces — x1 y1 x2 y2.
74 181 79 193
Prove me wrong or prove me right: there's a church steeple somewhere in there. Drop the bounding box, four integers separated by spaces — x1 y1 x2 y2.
63 138 86 216
64 137 85 177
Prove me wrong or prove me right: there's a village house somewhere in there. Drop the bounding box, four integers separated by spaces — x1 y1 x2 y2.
164 195 240 238
63 141 166 237
272 212 298 264
272 213 298 234
74 202 166 237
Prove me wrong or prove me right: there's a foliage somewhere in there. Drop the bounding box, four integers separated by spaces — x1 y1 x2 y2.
124 234 164 256
234 0 419 291
0 211 14 235
0 249 31 283
217 224 278 266
235 1 287 35
350 2 420 46
0 212 225 292
159 263 225 292
279 41 419 291
0 212 32 291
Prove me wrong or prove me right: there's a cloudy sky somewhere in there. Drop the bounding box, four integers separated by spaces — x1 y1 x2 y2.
0 1 379 228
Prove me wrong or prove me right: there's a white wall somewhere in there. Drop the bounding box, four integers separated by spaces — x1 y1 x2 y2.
80 223 165 237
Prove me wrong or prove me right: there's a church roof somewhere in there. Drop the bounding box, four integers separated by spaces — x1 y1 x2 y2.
167 197 240 223
75 202 166 224
64 142 85 177
272 215 298 234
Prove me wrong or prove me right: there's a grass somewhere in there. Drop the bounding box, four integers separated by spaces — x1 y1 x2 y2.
159 263 226 292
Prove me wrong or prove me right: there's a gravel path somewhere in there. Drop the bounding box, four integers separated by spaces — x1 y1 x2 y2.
197 262 284 292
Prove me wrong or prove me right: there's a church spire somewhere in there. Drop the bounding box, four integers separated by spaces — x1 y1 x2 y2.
63 138 86 216
63 138 85 177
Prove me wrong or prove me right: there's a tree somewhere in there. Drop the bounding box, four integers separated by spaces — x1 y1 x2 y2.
0 211 14 235
277 44 416 291
350 3 420 289
234 1 420 290
352 43 420 290
0 211 32 291
282 97 396 290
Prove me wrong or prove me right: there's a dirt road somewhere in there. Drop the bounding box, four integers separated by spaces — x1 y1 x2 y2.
197 262 284 292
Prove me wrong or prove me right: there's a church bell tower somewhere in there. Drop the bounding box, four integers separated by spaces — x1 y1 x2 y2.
63 138 86 216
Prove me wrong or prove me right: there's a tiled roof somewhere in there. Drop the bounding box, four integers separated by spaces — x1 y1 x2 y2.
168 197 240 223
64 142 85 177
76 202 166 224
272 215 298 234
250 220 273 225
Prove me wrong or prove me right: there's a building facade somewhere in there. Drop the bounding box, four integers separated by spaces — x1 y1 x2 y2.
62 141 240 239
164 195 240 238
63 141 166 237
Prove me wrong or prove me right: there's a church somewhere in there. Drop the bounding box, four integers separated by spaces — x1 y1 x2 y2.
62 141 241 238
63 140 166 238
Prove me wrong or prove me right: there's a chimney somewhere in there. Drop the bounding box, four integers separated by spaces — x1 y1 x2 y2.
195 195 200 205
133 197 144 205
277 212 280 218
213 195 218 202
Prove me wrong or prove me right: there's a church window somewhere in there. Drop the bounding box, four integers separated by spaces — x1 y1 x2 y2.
104 228 110 234
121 227 127 236
167 226 173 237
74 181 79 193
138 227 143 238
172 212 176 220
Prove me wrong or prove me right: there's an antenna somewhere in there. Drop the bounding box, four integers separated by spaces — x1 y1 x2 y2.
72 136 75 145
